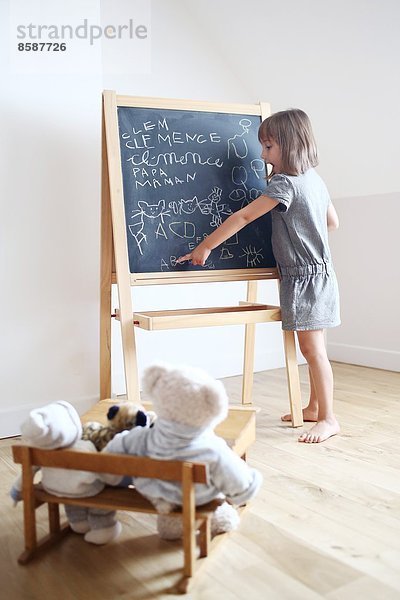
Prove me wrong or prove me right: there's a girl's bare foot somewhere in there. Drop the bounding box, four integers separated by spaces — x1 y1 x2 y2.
298 418 340 443
281 407 318 422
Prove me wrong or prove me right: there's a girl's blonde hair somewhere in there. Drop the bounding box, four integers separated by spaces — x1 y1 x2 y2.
258 108 318 176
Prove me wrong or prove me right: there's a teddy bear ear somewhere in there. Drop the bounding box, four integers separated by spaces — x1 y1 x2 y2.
135 410 148 427
142 363 170 395
205 380 229 412
107 405 120 421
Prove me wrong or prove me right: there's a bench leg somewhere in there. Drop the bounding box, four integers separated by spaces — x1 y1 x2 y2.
19 448 38 564
48 503 61 534
19 500 37 565
182 463 196 580
198 517 211 558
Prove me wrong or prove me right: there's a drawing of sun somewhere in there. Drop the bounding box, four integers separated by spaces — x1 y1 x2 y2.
239 245 264 267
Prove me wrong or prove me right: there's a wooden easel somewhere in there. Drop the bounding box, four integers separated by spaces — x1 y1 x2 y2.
100 91 303 427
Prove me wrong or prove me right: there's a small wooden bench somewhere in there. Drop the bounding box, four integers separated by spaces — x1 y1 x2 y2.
12 404 256 593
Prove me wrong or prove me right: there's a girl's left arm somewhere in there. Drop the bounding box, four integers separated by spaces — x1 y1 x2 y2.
327 202 339 231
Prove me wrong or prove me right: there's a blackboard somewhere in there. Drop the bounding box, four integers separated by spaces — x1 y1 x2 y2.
117 106 275 274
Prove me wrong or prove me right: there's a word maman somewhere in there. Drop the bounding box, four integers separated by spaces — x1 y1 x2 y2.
131 166 197 189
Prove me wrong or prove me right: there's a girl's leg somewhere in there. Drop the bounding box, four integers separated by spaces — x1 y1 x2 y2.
281 366 319 422
308 368 320 417
296 330 340 443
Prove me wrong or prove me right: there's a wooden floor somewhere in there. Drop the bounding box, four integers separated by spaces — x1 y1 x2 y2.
1 362 400 599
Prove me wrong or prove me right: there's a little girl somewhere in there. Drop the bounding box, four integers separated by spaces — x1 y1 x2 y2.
177 108 340 444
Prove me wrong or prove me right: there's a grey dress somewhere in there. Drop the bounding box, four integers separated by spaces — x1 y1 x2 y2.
266 169 340 331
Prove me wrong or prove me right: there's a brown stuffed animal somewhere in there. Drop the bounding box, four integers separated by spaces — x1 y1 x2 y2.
82 403 157 451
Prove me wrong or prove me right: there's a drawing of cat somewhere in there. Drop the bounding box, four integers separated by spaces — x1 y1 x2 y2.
129 200 170 255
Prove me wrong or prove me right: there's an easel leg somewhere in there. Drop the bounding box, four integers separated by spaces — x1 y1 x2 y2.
100 106 113 400
242 281 258 405
103 91 140 405
283 330 303 427
120 318 140 404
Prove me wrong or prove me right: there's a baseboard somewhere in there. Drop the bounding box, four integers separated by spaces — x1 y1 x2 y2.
327 342 400 372
0 395 99 439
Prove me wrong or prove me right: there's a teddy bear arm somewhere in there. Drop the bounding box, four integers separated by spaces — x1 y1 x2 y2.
209 449 263 506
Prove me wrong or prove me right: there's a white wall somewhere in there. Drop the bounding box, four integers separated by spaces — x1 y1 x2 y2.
327 193 400 371
0 0 104 436
2 0 399 436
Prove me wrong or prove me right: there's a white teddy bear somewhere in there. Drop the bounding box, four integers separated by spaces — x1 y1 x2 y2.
102 363 262 539
11 401 121 545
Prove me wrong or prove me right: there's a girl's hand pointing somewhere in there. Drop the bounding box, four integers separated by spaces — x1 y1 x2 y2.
176 245 211 266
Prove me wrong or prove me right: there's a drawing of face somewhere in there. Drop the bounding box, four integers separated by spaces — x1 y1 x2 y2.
180 197 198 214
138 200 165 218
260 139 282 174
207 187 222 203
239 118 251 133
